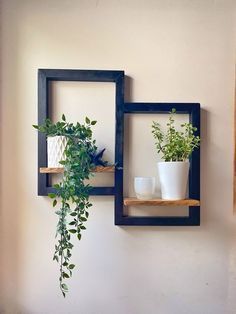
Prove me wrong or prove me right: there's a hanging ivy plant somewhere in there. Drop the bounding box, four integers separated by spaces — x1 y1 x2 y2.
33 115 97 297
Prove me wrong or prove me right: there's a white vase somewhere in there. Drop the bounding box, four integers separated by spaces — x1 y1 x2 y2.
47 136 67 168
134 177 155 200
157 161 189 200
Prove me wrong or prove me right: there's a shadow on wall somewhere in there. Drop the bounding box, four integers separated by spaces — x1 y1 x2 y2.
200 108 208 224
124 76 133 102
0 5 21 310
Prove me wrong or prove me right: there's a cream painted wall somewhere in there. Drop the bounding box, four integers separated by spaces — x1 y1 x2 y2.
0 0 236 313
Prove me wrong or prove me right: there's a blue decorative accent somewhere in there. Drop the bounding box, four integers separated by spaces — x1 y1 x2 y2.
89 149 108 166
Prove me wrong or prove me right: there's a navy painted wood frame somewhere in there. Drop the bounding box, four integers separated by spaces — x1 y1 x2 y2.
37 69 124 197
115 102 201 226
37 69 200 226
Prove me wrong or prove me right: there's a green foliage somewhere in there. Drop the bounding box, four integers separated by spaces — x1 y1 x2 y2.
151 108 200 161
34 115 97 297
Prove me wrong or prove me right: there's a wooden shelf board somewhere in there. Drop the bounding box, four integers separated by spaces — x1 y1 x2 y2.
40 166 115 174
40 167 64 173
124 197 200 207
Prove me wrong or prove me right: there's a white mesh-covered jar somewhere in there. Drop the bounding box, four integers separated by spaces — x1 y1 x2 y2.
47 136 67 167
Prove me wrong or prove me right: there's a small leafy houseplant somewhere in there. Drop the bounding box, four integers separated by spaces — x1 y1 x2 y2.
151 108 200 200
33 115 98 297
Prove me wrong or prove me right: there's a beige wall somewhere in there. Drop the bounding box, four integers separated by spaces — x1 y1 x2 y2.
1 0 236 313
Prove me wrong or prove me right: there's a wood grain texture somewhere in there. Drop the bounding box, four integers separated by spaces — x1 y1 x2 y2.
40 167 64 173
40 166 115 174
123 197 200 206
93 166 115 173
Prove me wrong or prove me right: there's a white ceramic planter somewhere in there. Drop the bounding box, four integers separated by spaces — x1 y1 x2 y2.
47 136 67 167
134 177 155 200
157 161 189 200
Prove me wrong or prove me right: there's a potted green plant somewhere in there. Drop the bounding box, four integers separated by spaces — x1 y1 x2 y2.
33 115 98 297
151 108 200 200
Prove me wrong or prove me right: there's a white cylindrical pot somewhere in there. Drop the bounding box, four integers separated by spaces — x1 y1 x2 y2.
157 161 189 200
134 177 155 200
47 136 67 167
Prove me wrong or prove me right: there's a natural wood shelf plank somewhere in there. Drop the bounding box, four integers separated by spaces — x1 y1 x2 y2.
124 197 200 207
40 167 64 173
93 166 115 173
40 166 115 174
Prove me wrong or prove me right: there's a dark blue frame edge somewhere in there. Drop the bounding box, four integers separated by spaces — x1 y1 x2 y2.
115 102 200 226
38 69 125 198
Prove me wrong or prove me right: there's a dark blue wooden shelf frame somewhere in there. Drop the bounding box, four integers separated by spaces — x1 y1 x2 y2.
37 69 200 226
118 102 200 226
38 69 124 197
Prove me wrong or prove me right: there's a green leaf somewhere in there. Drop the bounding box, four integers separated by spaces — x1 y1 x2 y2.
91 120 97 125
53 199 57 207
69 221 76 225
77 233 81 240
69 229 76 234
61 283 68 291
70 212 77 216
53 255 59 262
69 264 75 270
32 125 39 129
85 117 90 124
62 114 66 121
63 272 70 279
48 193 56 199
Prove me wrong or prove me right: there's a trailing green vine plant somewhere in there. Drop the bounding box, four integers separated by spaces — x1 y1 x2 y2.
151 108 200 161
33 115 97 297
